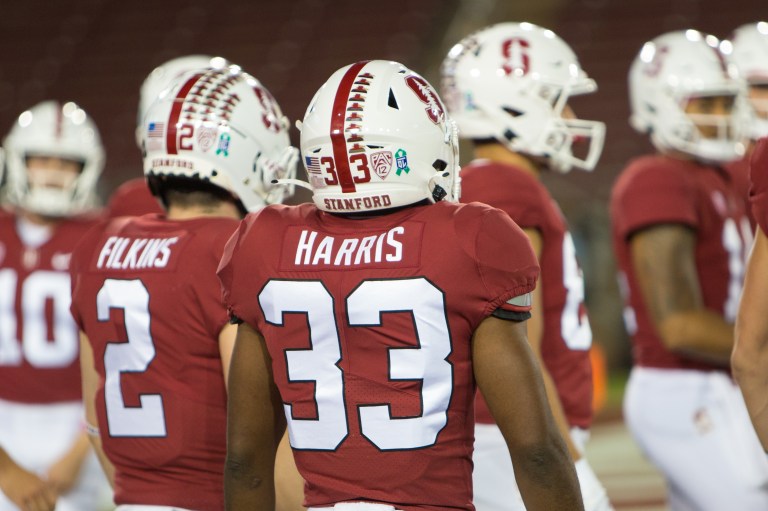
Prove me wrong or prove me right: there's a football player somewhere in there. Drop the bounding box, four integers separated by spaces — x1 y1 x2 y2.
70 64 298 511
724 21 768 228
219 59 583 511
733 136 768 450
441 22 611 511
0 101 109 511
611 30 768 509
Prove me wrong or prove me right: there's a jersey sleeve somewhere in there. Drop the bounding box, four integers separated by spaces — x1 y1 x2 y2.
750 137 768 234
472 207 540 316
192 222 240 338
612 159 699 240
217 215 260 326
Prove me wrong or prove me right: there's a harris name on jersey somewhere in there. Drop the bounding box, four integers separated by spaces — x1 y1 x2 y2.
286 224 420 269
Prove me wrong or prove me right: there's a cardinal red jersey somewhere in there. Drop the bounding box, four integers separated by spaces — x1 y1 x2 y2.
750 137 768 234
106 177 164 218
70 214 238 511
218 201 539 511
611 155 751 370
460 160 594 430
725 154 755 230
0 209 101 403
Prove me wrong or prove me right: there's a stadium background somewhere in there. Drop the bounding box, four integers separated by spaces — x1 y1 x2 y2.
0 0 763 383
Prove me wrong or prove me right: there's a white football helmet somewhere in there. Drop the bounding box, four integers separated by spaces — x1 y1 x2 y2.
441 22 605 173
727 22 768 139
2 101 104 217
290 60 459 213
136 55 230 148
141 65 298 212
629 30 747 163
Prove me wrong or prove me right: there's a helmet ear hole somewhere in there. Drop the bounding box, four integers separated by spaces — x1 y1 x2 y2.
388 89 399 109
432 159 447 172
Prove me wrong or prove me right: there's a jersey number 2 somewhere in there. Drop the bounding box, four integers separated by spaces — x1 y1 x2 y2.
97 279 166 437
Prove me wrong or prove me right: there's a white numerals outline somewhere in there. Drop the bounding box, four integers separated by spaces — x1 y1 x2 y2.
561 233 592 350
0 269 78 367
97 279 166 437
259 277 452 451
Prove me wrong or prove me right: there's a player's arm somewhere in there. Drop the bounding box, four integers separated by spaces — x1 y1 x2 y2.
45 432 91 496
218 322 305 510
275 432 306 511
522 228 583 463
79 332 115 486
0 446 57 511
630 224 733 364
473 314 584 511
733 227 768 450
219 323 238 391
225 322 287 511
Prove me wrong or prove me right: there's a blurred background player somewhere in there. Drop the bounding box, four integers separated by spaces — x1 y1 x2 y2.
724 21 768 227
441 22 611 511
220 59 583 511
106 55 231 219
70 64 301 511
0 101 110 510
733 136 768 450
611 29 768 510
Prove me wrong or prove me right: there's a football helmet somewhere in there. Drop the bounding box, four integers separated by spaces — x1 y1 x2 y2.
441 22 605 173
727 22 768 139
141 65 298 212
289 60 459 213
136 55 230 148
629 30 747 163
2 101 104 217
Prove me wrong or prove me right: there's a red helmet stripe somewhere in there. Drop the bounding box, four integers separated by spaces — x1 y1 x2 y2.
330 61 369 193
54 102 63 140
166 73 204 155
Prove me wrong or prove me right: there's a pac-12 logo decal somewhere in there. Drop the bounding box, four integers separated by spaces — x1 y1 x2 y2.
197 126 217 152
405 75 445 124
502 37 530 76
371 151 393 179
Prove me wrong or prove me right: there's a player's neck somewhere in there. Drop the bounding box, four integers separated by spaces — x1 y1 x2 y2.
166 201 242 220
473 144 541 179
18 209 59 228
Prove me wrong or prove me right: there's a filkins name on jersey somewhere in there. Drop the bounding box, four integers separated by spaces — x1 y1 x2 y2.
96 236 179 270
294 226 404 267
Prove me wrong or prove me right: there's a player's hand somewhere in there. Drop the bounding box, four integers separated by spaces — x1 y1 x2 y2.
45 448 85 495
0 463 57 511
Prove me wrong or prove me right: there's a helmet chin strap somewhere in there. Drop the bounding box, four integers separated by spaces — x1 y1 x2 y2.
273 178 314 192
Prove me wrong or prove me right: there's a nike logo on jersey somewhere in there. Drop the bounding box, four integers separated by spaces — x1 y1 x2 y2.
96 236 179 270
294 227 404 267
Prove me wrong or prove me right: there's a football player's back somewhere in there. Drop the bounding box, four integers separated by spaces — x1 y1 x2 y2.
222 59 584 511
71 62 301 511
222 199 537 509
71 214 237 509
